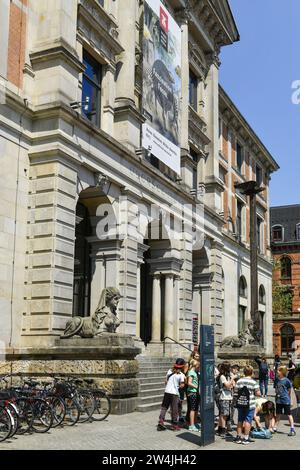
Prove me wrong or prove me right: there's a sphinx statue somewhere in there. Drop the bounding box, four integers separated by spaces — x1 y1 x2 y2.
220 319 257 348
61 287 122 339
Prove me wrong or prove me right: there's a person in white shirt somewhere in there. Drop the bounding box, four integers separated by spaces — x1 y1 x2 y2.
157 358 186 431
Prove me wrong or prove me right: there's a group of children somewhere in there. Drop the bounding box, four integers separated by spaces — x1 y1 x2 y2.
215 361 296 444
157 352 201 432
157 354 297 444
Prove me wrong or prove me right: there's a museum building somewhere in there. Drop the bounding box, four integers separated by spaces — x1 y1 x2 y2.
0 0 278 379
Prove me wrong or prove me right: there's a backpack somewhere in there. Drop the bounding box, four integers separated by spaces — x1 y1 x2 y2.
235 385 250 409
214 375 221 400
250 428 272 439
260 362 268 377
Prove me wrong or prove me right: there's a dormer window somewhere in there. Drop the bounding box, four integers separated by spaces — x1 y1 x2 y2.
272 225 283 242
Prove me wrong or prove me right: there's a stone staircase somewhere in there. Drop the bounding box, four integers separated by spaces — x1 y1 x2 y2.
136 356 175 412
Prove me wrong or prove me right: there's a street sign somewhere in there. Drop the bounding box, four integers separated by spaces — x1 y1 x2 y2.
199 325 215 447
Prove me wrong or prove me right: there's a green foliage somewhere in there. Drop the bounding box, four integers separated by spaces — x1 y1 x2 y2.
272 282 293 314
272 257 293 314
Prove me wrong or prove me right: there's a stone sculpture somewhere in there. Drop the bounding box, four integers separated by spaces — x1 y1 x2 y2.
61 287 122 339
220 319 257 348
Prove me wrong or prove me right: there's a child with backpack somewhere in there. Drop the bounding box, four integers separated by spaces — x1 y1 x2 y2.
157 358 186 431
186 359 200 432
234 365 260 445
216 362 235 437
274 365 296 436
253 398 276 433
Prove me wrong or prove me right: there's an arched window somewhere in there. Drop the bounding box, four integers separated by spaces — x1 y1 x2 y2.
281 256 292 280
259 285 266 305
281 324 295 355
272 225 283 242
239 276 247 298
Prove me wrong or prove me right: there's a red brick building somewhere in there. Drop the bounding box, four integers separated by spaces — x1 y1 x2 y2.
271 205 300 356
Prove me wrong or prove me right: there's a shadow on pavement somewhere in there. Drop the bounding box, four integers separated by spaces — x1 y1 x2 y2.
176 431 201 445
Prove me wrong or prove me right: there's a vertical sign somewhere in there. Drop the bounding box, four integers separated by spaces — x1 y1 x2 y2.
199 325 215 447
142 0 181 174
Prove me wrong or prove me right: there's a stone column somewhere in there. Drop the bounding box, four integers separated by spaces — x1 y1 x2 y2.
114 0 142 151
151 274 161 342
174 276 180 341
102 63 116 137
89 256 105 314
164 274 174 339
175 11 189 154
136 261 142 339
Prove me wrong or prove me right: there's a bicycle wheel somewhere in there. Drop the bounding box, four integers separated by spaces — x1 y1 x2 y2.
64 397 80 426
15 398 33 435
92 391 111 421
30 398 53 433
0 406 12 442
77 391 96 423
6 403 19 438
46 396 66 428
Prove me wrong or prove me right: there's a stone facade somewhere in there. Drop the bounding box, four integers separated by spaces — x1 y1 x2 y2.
0 0 278 377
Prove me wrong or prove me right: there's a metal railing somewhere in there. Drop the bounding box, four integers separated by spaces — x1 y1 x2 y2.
162 337 193 356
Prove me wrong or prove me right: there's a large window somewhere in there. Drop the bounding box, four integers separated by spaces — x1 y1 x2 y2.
272 225 283 242
281 324 295 355
189 70 198 110
239 276 247 298
82 51 102 127
236 201 243 240
259 285 266 305
236 142 244 173
238 306 246 333
256 164 263 187
257 217 262 253
281 256 292 280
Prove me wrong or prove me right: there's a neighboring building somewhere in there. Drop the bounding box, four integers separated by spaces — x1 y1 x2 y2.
271 205 300 356
219 88 279 352
0 0 278 371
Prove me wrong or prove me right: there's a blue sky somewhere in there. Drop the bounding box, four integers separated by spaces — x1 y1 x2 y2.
220 0 300 207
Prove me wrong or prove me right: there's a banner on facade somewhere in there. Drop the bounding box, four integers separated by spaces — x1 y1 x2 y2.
142 0 181 174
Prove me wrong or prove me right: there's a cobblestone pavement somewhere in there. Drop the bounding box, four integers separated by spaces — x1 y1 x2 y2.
1 407 299 451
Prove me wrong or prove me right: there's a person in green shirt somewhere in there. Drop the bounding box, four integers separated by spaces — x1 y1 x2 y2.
186 359 200 431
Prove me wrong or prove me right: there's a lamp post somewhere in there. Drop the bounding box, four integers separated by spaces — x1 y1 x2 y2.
235 180 265 344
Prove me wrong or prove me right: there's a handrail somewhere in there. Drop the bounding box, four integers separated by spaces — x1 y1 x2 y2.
163 337 193 356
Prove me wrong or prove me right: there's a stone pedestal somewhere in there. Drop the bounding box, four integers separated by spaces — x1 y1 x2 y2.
217 345 267 375
0 334 141 415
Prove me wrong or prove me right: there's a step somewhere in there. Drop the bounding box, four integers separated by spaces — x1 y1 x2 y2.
138 371 168 378
138 394 164 405
139 376 167 384
136 401 163 412
139 387 165 397
139 363 173 370
139 380 164 390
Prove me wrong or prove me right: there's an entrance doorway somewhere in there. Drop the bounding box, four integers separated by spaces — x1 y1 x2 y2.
140 248 152 345
73 202 92 317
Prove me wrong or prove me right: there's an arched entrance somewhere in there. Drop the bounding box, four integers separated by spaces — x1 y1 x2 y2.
72 187 118 317
139 219 181 347
281 324 295 355
192 246 211 342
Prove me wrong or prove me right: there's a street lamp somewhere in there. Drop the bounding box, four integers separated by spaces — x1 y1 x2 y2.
234 180 265 345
